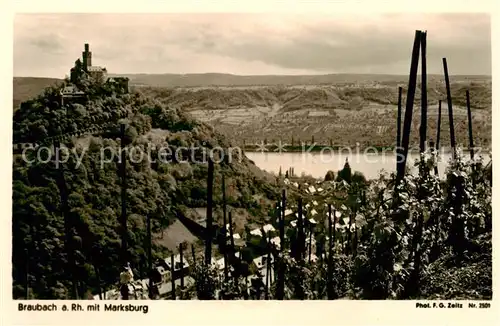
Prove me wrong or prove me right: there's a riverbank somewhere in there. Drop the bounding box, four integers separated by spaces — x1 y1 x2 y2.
244 151 491 180
243 144 490 154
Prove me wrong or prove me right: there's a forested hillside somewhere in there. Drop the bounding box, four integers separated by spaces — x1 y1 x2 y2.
12 78 279 299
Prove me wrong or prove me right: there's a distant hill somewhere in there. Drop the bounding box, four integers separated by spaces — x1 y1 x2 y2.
13 77 63 110
13 74 492 149
13 74 491 105
111 73 491 88
135 80 492 149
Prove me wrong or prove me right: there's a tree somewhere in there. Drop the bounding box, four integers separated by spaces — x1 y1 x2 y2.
70 59 85 85
336 158 352 183
351 171 367 186
324 170 335 181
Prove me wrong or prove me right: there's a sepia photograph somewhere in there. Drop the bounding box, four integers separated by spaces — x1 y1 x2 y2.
12 11 492 303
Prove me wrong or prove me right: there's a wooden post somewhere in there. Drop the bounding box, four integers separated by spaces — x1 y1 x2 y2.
171 254 176 300
443 58 456 158
333 209 337 249
244 276 249 300
205 158 214 265
191 244 196 268
119 124 128 268
396 30 422 185
25 247 29 299
223 249 229 280
277 189 286 300
179 243 184 288
280 189 286 252
466 90 474 159
222 174 228 280
297 197 304 261
346 212 352 255
228 211 235 251
353 215 358 257
397 86 403 149
434 100 442 176
308 223 313 263
222 174 227 231
419 31 428 153
436 100 442 150
264 250 270 300
147 215 153 298
327 204 333 299
274 201 280 288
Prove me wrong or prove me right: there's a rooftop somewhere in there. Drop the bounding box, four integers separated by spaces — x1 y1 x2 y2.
263 224 275 233
157 276 196 296
252 254 274 269
164 254 190 271
60 85 85 96
250 229 263 237
269 236 281 249
87 66 107 72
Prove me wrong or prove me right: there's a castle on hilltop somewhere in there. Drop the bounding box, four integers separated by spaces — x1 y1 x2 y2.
70 43 108 83
61 43 129 105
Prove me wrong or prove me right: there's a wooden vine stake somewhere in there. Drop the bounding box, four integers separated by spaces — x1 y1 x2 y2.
205 157 214 265
396 30 422 186
443 58 456 158
466 90 474 159
327 204 333 299
419 31 428 154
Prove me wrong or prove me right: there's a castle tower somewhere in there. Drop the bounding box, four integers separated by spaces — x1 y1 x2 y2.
82 43 92 71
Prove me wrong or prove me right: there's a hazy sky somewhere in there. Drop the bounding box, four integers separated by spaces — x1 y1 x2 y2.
14 13 491 77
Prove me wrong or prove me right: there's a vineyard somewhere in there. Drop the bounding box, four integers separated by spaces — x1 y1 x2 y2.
12 30 492 301
99 30 493 301
134 80 491 150
93 146 490 300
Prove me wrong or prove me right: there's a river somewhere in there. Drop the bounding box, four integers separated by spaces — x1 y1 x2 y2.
245 151 486 180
